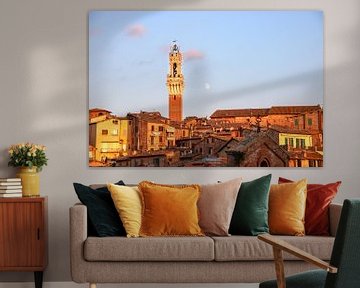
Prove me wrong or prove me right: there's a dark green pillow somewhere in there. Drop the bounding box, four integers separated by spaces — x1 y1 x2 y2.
229 174 272 236
73 181 126 237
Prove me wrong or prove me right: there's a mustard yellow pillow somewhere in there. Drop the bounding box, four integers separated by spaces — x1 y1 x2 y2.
138 181 204 237
107 183 142 238
269 179 307 236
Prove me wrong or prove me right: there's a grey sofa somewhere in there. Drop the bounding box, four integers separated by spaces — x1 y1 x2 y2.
70 203 342 288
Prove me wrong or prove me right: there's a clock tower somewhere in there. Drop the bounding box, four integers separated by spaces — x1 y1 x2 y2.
167 41 184 122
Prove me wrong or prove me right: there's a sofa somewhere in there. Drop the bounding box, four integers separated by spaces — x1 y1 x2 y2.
70 201 342 287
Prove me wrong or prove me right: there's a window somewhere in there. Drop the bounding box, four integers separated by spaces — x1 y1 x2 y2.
159 126 164 132
297 159 302 167
151 125 155 131
153 158 160 167
284 137 288 146
102 129 108 135
159 136 163 143
294 119 299 126
296 139 300 148
182 130 186 137
150 136 154 145
300 139 306 148
111 129 118 136
112 120 119 125
309 160 315 167
308 118 313 126
289 138 294 147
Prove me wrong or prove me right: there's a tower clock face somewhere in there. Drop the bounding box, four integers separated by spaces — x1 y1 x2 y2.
173 63 177 76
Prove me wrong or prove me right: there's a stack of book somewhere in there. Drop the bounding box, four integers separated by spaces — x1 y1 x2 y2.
0 178 22 197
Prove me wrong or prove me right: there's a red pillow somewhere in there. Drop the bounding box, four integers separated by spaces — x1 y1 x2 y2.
278 177 341 236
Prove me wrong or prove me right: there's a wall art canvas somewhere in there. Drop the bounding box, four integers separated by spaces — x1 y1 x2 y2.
89 11 323 167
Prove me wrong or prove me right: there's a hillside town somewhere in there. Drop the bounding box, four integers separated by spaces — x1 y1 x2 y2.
89 42 323 167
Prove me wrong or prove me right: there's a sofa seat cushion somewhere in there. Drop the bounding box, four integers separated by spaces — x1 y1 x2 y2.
84 236 214 261
212 236 334 261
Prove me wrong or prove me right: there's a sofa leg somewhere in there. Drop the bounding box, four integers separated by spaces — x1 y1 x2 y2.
89 283 96 288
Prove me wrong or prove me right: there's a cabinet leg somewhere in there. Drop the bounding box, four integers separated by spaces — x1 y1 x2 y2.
34 271 43 288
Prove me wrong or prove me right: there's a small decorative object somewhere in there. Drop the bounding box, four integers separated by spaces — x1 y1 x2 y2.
8 143 48 197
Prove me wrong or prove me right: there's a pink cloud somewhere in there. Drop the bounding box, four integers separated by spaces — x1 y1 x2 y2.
183 49 204 61
125 24 146 37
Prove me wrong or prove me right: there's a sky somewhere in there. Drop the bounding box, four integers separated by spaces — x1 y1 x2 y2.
89 11 323 118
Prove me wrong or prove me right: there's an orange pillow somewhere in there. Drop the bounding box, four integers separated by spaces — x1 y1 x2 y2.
269 179 307 236
138 181 204 237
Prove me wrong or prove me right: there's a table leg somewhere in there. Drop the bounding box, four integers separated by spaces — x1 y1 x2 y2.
34 271 43 288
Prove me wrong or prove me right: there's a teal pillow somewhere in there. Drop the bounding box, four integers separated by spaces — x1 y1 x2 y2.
229 174 272 236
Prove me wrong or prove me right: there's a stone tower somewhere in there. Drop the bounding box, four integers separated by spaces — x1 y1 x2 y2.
166 41 184 122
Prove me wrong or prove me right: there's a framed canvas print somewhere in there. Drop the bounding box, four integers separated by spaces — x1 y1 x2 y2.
89 11 323 167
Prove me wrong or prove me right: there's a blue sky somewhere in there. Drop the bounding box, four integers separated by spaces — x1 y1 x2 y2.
89 11 323 118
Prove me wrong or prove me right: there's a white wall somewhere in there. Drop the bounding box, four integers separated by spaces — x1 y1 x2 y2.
0 0 359 283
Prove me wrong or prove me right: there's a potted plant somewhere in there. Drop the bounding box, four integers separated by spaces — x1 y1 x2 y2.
8 143 48 197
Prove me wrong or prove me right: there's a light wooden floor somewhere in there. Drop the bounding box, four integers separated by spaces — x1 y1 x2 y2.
0 283 259 288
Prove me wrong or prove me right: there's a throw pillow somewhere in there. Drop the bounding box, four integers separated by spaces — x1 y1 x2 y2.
138 181 203 237
107 184 142 238
279 177 341 236
73 181 126 237
269 179 307 236
198 178 242 236
229 174 272 236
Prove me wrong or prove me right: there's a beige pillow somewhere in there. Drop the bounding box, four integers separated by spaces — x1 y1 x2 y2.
107 184 142 238
198 178 242 236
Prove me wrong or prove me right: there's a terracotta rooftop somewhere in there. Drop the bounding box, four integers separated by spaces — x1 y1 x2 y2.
129 111 170 124
288 150 323 160
210 108 269 118
210 105 322 118
269 126 321 135
269 105 321 115
89 108 111 113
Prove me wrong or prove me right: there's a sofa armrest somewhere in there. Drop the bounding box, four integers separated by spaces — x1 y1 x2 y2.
69 203 88 283
329 203 342 237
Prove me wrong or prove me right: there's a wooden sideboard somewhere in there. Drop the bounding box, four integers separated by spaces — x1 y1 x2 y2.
0 197 48 288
